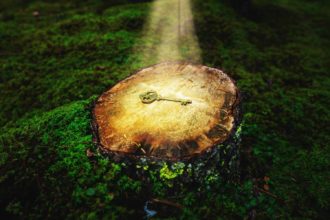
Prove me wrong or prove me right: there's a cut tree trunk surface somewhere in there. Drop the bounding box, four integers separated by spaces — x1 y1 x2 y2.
93 62 240 160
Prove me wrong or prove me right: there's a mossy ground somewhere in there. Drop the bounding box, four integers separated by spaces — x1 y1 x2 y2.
0 0 329 219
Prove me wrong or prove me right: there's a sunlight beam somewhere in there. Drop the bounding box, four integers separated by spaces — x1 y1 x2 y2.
138 0 201 64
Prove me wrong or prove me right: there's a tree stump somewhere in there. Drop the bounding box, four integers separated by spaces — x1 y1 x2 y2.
92 62 241 186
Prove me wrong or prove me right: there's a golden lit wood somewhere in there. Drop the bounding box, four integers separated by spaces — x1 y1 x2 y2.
93 62 239 160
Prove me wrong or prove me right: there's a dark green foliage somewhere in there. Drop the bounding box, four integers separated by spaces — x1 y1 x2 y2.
0 98 145 219
0 0 149 126
193 0 330 218
0 0 329 219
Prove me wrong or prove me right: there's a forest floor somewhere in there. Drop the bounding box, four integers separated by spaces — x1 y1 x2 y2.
0 0 329 219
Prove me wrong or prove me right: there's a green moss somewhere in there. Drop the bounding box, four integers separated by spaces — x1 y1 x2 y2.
193 0 330 218
159 163 185 180
0 1 149 126
158 163 186 187
0 97 146 219
0 0 329 219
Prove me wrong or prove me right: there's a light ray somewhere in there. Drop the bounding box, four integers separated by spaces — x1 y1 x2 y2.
136 0 201 64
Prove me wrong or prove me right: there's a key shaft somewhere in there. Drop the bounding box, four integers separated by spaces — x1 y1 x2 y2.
157 96 192 105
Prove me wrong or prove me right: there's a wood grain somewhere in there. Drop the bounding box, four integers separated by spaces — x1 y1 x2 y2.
93 62 239 160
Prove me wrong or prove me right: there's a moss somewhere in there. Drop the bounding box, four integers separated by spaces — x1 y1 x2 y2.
159 163 185 180
194 0 330 218
158 163 185 187
0 97 146 219
0 1 149 126
0 0 329 219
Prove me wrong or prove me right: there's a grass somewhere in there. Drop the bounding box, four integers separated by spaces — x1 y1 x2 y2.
0 0 329 219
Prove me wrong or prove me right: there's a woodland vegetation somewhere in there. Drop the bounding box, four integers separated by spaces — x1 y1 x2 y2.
0 0 329 219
